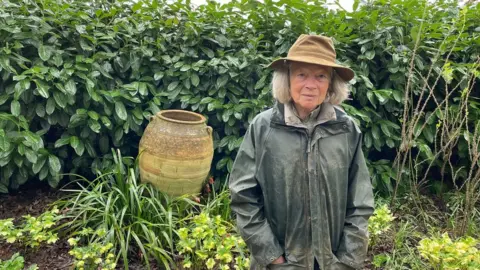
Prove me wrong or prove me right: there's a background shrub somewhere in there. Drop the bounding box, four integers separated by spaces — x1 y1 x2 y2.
0 0 478 195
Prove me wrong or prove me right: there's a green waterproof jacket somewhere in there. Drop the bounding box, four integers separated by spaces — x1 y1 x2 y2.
229 102 374 270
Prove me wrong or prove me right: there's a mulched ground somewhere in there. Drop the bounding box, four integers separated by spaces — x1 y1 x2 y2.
0 181 72 270
0 181 160 270
1 181 383 270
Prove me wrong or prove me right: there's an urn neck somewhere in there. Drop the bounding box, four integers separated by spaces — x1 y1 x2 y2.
155 110 206 125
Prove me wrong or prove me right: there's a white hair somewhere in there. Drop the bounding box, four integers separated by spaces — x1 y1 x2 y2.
271 64 350 105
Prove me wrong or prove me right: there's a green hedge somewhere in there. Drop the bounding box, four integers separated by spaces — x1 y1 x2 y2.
0 0 478 193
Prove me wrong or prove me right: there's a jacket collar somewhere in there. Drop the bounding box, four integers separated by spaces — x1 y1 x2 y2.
284 101 337 129
270 101 351 137
271 101 347 125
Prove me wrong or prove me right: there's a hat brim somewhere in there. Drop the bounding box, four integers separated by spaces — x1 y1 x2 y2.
267 57 355 81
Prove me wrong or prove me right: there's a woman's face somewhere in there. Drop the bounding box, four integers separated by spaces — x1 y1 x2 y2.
289 62 331 115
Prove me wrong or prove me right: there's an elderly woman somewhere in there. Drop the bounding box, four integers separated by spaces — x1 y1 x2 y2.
229 35 374 270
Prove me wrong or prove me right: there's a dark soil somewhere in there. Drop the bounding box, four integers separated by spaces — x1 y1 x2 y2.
0 181 157 270
0 181 73 270
1 180 385 270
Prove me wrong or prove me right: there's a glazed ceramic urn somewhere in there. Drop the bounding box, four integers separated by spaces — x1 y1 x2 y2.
139 110 214 196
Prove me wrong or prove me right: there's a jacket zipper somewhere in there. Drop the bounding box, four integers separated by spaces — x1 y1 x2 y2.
303 129 314 269
306 131 312 153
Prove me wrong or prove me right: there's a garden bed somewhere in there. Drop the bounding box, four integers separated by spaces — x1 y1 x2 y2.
0 182 161 270
0 182 71 269
0 182 393 270
1 180 479 269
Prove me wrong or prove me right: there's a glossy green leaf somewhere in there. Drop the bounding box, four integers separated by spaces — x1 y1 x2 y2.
54 136 71 148
114 128 123 143
423 125 435 143
0 130 7 151
73 140 85 156
0 95 9 106
386 138 395 148
154 72 164 81
25 148 37 164
366 91 376 108
53 91 67 108
216 75 229 89
374 92 387 104
227 159 233 173
17 143 25 156
48 155 61 173
191 73 200 87
372 125 380 140
360 75 373 89
419 143 434 160
84 140 96 157
132 1 143 12
75 25 86 34
392 91 403 103
39 165 49 180
38 44 52 61
35 80 50 98
70 136 80 149
88 111 99 120
380 123 391 137
365 51 375 60
101 116 112 129
65 79 77 95
254 76 266 90
167 81 179 91
11 100 21 116
115 101 127 120
36 103 46 117
364 131 373 149
88 119 101 133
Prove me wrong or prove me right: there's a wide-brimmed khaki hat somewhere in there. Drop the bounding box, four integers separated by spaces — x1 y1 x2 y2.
268 34 355 81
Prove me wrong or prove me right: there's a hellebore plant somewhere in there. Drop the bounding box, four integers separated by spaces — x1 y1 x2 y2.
0 207 62 249
417 233 480 270
176 212 250 270
67 227 116 270
368 204 395 246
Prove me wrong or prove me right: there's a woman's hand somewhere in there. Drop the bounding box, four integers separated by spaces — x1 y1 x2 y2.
271 256 286 265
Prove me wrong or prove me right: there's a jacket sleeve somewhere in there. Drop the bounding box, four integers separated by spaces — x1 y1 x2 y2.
335 128 375 269
228 122 284 267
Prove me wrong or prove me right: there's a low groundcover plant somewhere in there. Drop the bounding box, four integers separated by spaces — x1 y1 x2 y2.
417 233 480 270
176 212 250 270
0 207 62 248
0 253 38 270
67 227 116 270
368 204 396 246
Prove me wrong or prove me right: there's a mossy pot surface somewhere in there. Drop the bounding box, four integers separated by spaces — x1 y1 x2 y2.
139 110 213 196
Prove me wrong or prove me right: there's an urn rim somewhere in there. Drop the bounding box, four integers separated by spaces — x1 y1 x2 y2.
155 110 206 125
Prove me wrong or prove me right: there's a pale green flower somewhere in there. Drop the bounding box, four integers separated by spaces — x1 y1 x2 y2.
68 237 79 246
47 235 58 244
183 260 192 268
178 228 189 240
206 258 216 269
